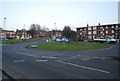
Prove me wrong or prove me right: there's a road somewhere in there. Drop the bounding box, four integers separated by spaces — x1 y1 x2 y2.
2 39 119 80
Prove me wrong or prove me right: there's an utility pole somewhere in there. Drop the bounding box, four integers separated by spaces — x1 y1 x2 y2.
54 23 57 30
23 25 25 29
4 18 6 30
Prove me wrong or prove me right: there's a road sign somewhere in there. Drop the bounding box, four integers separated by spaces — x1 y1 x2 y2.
31 44 37 48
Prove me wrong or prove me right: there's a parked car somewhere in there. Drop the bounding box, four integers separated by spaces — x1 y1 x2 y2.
61 37 68 42
55 38 62 42
56 37 69 42
94 36 117 44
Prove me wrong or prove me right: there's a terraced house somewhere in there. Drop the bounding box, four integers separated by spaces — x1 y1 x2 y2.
0 29 15 40
15 29 32 39
76 23 120 41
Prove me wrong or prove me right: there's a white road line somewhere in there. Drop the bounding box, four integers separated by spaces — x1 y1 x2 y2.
56 61 110 74
15 52 57 59
15 52 38 57
81 59 90 60
13 60 25 62
101 58 106 60
35 60 48 62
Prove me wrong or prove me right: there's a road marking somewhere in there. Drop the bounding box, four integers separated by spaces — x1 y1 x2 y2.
81 59 90 60
15 52 38 57
15 52 58 59
35 60 48 62
94 57 101 58
101 58 107 60
56 61 110 74
13 60 25 62
42 56 57 58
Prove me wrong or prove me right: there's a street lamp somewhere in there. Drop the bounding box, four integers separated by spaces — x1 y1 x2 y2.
4 18 6 30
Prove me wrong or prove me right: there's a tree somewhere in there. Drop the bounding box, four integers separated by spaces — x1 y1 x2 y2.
62 26 77 41
71 31 77 41
62 26 72 38
29 24 41 38
42 25 49 32
15 29 19 35
36 24 41 30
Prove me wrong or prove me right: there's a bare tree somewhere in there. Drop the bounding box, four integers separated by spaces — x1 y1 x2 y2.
42 25 49 32
62 26 71 38
29 24 41 38
62 26 77 41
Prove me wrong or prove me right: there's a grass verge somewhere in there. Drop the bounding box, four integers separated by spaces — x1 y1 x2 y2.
1 38 40 44
26 42 112 51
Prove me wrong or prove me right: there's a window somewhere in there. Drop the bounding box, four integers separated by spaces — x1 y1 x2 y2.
80 29 82 31
106 26 108 29
106 31 108 34
80 32 82 35
99 27 104 31
88 31 91 35
112 30 114 33
88 36 92 39
83 28 86 31
93 27 96 30
112 26 114 28
10 32 13 34
88 27 91 30
93 31 97 34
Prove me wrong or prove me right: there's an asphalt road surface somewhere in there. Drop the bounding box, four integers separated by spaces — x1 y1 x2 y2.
2 39 119 80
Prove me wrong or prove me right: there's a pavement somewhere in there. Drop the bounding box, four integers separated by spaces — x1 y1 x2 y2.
2 39 120 80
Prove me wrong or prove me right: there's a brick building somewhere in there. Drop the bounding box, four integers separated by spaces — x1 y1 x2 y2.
15 29 32 39
0 30 15 39
48 30 62 38
76 23 120 40
39 30 48 37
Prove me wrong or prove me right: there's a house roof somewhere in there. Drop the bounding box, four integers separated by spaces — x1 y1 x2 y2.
76 23 120 29
2 30 14 32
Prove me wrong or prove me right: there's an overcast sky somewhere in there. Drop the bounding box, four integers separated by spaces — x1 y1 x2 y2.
0 0 119 31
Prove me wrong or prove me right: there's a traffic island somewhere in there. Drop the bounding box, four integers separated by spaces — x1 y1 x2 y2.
26 42 112 51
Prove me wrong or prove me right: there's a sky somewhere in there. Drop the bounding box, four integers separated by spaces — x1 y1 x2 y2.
0 0 119 31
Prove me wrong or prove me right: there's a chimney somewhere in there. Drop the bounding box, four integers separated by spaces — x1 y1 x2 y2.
87 24 89 27
98 23 100 26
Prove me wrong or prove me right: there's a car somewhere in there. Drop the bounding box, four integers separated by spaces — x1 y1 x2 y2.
56 38 62 42
61 37 68 42
94 36 117 44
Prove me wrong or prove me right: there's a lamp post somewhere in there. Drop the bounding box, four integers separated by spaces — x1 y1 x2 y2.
54 23 57 30
4 18 6 30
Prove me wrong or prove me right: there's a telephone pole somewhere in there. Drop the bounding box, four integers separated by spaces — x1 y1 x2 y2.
4 18 6 29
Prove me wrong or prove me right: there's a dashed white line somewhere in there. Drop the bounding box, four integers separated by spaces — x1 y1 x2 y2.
101 58 106 60
81 59 90 60
13 60 25 62
56 60 110 74
35 60 48 62
15 52 38 58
